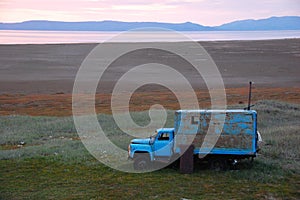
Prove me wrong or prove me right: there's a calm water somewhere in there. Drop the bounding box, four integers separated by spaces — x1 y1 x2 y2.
1 30 300 44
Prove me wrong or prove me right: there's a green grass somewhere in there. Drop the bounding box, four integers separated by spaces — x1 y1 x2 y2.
0 100 299 199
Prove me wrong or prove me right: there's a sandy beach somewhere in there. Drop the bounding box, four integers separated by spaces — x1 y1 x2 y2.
0 39 299 94
0 39 299 115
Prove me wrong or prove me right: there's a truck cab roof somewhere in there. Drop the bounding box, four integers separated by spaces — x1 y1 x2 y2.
156 128 175 133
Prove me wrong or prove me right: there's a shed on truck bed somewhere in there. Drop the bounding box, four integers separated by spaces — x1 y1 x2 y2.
174 110 258 156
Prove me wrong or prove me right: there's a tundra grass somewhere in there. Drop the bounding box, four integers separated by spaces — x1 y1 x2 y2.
0 100 299 199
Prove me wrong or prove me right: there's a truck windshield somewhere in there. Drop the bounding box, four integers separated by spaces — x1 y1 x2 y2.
150 132 158 138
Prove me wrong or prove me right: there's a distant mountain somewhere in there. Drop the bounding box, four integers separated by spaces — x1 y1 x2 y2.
216 16 300 31
0 20 213 31
0 16 300 31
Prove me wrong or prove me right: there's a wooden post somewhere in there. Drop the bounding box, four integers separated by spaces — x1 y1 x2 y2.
180 145 194 174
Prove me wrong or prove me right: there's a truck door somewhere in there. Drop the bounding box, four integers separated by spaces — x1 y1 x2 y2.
153 132 173 157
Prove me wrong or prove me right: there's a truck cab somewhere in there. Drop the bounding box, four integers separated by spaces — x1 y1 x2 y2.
128 128 175 170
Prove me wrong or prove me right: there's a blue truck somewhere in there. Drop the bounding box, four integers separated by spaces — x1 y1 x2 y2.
128 109 261 171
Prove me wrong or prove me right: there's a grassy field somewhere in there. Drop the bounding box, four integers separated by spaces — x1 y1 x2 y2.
0 100 299 199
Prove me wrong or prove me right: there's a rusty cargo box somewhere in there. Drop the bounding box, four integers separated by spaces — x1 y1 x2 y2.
174 110 258 156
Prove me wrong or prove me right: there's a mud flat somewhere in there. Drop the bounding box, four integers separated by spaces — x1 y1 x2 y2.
0 39 299 94
0 39 299 115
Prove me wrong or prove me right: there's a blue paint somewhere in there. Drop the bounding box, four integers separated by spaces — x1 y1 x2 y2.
194 148 256 155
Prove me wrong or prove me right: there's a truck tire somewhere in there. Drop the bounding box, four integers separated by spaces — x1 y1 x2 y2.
210 158 228 171
133 154 150 171
245 157 254 169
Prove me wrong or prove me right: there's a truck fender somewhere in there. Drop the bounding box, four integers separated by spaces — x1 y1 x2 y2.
133 151 154 161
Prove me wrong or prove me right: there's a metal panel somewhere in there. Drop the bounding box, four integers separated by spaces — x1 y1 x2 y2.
174 110 257 155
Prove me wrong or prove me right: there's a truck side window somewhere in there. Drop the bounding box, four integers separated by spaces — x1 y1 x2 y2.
158 133 169 141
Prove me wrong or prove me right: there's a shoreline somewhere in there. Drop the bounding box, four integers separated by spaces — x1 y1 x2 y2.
0 38 300 45
1 29 300 44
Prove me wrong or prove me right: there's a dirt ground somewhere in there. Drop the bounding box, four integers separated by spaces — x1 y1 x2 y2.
0 39 299 116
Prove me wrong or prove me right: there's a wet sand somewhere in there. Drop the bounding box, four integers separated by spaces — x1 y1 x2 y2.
0 39 299 94
0 39 299 115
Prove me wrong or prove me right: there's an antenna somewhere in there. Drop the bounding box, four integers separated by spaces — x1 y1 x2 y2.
247 81 252 110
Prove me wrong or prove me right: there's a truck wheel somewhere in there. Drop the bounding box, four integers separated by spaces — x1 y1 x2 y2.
134 155 150 171
246 157 254 169
210 159 228 171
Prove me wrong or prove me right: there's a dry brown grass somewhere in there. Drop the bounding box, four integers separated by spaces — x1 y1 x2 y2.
0 87 299 116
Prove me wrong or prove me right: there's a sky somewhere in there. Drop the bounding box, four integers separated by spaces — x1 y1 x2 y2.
0 0 300 26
